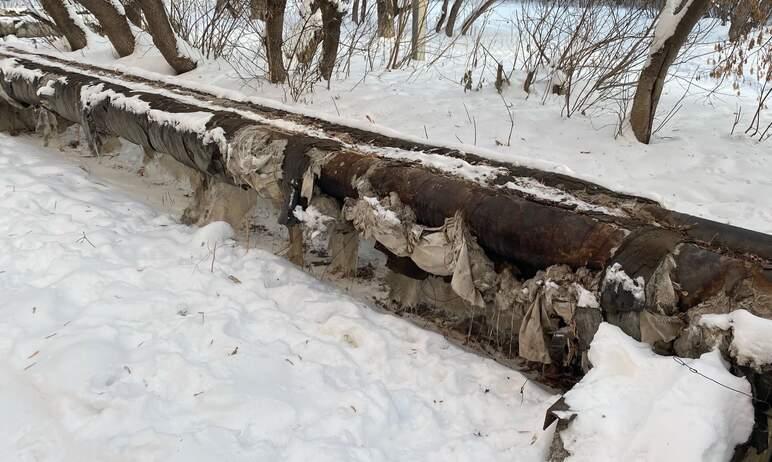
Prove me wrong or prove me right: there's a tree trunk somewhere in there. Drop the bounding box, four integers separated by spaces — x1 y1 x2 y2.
250 0 268 20
376 0 394 37
435 0 449 33
387 2 408 68
360 0 367 22
122 0 142 27
411 0 427 60
40 0 88 51
444 0 463 37
319 0 344 81
75 0 135 57
629 0 711 144
135 0 197 74
352 0 360 23
265 0 287 83
728 0 756 42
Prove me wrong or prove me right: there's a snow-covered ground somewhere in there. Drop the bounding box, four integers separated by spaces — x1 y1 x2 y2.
0 133 557 461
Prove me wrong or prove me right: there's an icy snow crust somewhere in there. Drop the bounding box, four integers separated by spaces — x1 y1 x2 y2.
0 133 556 460
561 324 754 462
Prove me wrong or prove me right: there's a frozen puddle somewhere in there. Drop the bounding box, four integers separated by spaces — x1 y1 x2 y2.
0 133 555 461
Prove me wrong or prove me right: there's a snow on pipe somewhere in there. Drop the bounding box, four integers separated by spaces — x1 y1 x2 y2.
0 52 771 371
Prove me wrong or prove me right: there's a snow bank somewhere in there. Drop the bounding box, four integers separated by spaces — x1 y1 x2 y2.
701 309 772 370
0 134 555 461
559 323 754 462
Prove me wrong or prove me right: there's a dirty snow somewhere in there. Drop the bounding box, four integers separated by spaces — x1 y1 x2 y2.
558 323 754 462
701 309 772 371
0 133 556 461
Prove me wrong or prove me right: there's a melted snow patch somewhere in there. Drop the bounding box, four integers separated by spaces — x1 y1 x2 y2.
700 309 772 370
560 323 754 461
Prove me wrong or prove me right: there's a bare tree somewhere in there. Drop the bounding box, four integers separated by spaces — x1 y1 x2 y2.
40 0 88 51
444 0 463 36
728 0 772 41
352 0 361 23
288 0 345 81
460 0 496 35
435 0 449 32
264 0 288 82
376 0 394 37
411 0 427 59
76 0 135 56
135 0 197 73
319 0 345 80
629 0 711 143
121 0 142 26
250 0 267 19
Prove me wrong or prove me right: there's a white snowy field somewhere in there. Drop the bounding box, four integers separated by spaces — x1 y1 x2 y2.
0 133 558 461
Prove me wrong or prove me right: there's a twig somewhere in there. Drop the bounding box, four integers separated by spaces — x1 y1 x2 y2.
210 242 217 273
330 96 341 117
76 232 96 248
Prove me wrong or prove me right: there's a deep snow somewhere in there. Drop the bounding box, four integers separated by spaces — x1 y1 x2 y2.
0 133 556 461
